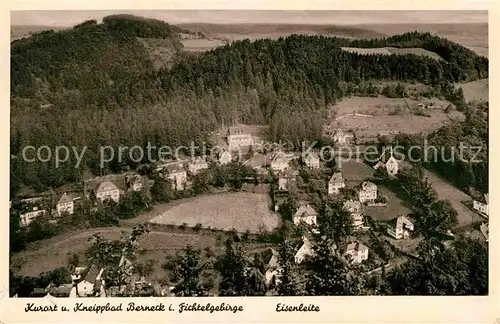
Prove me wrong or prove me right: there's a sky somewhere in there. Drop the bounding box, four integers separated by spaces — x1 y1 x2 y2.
10 10 488 27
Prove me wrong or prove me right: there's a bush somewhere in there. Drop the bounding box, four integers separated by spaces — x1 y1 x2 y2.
193 223 203 232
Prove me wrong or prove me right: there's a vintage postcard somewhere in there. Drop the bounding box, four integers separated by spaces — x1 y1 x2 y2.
1 0 498 323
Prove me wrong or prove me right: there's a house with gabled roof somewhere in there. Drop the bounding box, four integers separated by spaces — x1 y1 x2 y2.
293 204 317 226
328 172 345 195
373 147 399 176
358 181 378 203
270 151 292 173
303 151 320 169
387 214 414 240
295 236 315 264
345 241 369 264
473 193 488 217
56 193 74 216
76 264 105 297
96 180 120 203
259 248 281 286
343 199 365 229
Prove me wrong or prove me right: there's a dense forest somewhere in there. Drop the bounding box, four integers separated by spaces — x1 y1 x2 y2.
10 15 488 197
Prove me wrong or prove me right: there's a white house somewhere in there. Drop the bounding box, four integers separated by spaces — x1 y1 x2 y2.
333 129 352 145
270 151 290 173
358 181 378 203
96 181 120 203
165 164 187 191
328 172 345 195
76 265 105 297
219 150 232 165
56 193 74 216
374 148 399 176
293 204 317 226
345 241 369 264
303 152 320 169
387 215 414 240
227 125 252 149
188 157 209 175
473 194 488 217
343 200 364 229
295 236 315 264
20 207 46 227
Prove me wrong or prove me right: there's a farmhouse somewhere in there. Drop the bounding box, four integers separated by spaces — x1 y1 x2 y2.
96 180 120 203
270 151 290 172
374 148 399 176
358 181 378 203
165 164 187 191
219 150 232 165
345 241 369 264
343 200 364 229
293 204 317 226
303 151 320 169
188 157 209 175
295 236 315 264
56 193 74 216
387 215 414 240
333 128 352 145
227 125 252 149
473 194 488 217
328 172 345 195
20 207 46 227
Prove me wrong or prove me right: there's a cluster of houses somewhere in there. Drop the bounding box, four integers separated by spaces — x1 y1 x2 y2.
23 252 165 298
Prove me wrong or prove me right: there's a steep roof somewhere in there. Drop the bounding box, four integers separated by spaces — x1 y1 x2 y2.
96 180 120 193
304 151 319 161
83 265 100 284
57 193 73 205
329 172 344 184
294 204 317 219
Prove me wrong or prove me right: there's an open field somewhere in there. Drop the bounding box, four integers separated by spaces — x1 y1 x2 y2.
423 169 484 227
456 78 489 103
149 192 281 233
181 38 227 52
328 96 465 139
10 227 214 277
364 186 412 221
337 159 375 181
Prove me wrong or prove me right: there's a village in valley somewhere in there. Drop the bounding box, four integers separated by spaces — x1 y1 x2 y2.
9 11 489 298
10 121 489 297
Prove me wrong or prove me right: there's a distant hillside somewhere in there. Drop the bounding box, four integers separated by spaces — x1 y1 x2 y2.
11 15 183 101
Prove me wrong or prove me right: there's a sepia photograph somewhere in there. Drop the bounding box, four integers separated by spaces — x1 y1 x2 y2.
8 8 490 303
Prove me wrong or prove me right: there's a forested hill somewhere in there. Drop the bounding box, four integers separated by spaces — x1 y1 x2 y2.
11 15 183 102
10 15 489 194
